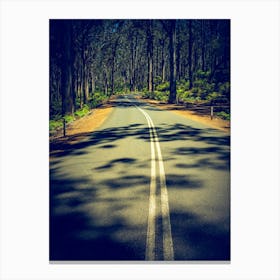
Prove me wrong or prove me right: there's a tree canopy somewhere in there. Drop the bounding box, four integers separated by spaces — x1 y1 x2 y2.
50 19 230 121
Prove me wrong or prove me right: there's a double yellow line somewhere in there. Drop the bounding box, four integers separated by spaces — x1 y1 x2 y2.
129 100 174 261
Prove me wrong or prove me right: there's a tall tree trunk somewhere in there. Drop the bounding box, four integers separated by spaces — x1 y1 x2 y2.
79 81 82 109
130 39 134 92
201 20 206 72
162 58 166 83
78 66 83 108
147 20 154 92
72 72 76 111
85 74 89 100
176 42 181 81
160 38 166 83
111 57 115 96
71 43 76 111
168 20 177 104
111 38 119 95
188 20 193 89
133 44 137 92
61 21 73 116
194 42 198 76
134 36 139 92
91 75 95 95
83 68 89 104
82 43 89 105
104 70 108 96
155 43 159 78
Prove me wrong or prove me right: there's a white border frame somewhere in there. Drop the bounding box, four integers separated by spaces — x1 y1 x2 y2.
1 0 279 279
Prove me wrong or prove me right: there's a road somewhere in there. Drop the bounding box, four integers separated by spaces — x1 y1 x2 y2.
50 94 230 261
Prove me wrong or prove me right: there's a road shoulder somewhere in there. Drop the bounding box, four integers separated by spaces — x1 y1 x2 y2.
137 97 230 133
49 98 115 158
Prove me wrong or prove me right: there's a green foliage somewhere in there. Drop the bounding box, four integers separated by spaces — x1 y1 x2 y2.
50 20 230 121
49 114 75 132
177 80 190 94
142 90 168 102
191 87 199 94
142 91 155 99
90 92 108 108
205 92 222 101
194 70 210 80
154 76 162 86
216 111 230 120
176 90 192 102
141 92 148 98
218 82 230 96
193 79 215 95
49 119 63 131
154 91 168 101
143 81 172 101
190 70 230 102
115 90 128 95
64 115 75 123
114 79 129 93
75 104 90 118
156 82 169 92
144 75 230 106
189 77 221 101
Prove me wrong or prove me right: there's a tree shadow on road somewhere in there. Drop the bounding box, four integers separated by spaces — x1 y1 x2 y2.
50 211 143 260
50 162 150 261
170 211 230 260
50 117 230 261
50 122 229 162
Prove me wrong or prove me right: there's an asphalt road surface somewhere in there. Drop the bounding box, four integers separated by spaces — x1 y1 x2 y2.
50 95 230 261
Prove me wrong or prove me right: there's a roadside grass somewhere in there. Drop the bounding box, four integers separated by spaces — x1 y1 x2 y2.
49 119 63 131
49 93 111 133
216 111 230 120
49 114 76 132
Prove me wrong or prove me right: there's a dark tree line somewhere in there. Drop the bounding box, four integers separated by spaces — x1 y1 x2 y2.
50 19 230 119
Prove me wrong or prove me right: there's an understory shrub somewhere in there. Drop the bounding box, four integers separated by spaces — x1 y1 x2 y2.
75 104 90 118
154 91 168 101
49 119 63 131
63 115 74 123
141 76 230 105
155 81 169 92
216 111 230 120
90 92 108 108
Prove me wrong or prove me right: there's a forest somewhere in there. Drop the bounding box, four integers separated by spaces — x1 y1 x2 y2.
49 19 230 131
